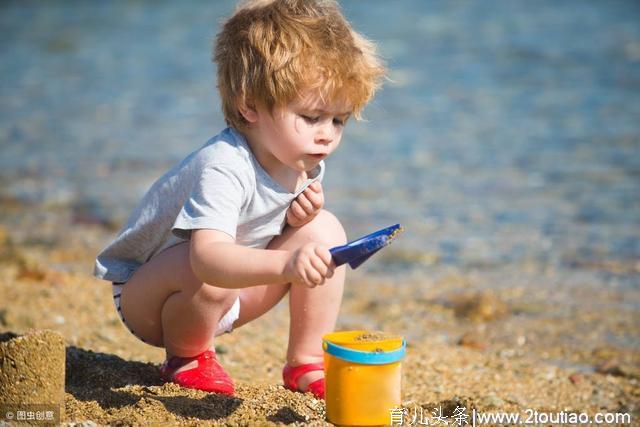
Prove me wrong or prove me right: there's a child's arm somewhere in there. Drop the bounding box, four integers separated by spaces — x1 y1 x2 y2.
189 228 334 289
286 181 324 228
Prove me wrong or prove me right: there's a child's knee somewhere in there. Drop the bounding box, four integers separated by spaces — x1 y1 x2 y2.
300 209 347 247
194 283 238 307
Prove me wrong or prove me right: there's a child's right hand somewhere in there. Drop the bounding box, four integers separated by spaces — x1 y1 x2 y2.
284 243 335 288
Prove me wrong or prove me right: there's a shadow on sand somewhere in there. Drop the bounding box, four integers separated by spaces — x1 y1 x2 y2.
65 345 242 420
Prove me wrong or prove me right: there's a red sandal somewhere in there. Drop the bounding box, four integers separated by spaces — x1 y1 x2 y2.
160 350 234 395
282 362 325 399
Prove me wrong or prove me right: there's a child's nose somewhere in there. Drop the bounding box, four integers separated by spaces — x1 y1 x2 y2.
315 122 334 144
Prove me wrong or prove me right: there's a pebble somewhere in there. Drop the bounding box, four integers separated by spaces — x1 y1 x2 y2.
215 344 229 354
498 349 517 358
504 394 523 406
441 396 472 415
568 373 583 384
511 301 546 315
595 359 620 375
544 367 558 381
96 331 115 343
453 291 509 322
617 364 640 381
480 393 504 409
458 332 488 351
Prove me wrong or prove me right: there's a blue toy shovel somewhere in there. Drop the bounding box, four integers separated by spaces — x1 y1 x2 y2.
330 224 404 269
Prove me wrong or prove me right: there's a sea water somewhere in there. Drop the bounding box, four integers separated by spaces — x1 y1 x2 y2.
1 1 638 290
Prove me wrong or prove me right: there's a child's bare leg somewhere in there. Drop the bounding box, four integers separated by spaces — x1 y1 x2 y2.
120 210 345 385
119 242 239 365
235 210 346 389
286 210 346 388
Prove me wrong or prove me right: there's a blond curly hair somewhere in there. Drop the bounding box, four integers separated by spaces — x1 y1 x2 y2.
214 0 385 128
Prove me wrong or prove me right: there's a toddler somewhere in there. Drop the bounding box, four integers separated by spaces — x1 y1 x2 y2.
94 0 384 399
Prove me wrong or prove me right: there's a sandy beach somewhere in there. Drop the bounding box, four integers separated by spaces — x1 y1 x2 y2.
2 1 639 425
0 213 638 425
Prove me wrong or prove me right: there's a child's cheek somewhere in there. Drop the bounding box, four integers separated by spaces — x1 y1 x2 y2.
293 116 305 135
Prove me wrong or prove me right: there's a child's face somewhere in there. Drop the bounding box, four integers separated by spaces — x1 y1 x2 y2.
252 90 352 173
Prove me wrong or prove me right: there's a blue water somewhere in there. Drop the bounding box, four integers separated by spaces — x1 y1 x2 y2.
1 1 639 283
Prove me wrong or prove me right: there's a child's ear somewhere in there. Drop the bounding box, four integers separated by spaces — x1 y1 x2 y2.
238 99 258 123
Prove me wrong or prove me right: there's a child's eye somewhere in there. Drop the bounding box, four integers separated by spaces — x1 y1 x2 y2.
333 118 345 126
301 115 320 124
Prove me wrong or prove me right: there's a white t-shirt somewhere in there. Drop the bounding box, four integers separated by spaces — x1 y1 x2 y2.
94 127 324 283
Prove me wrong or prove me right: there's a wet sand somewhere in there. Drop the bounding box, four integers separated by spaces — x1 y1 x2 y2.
0 215 638 426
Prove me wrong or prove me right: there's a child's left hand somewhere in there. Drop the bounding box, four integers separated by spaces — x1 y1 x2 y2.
286 181 324 228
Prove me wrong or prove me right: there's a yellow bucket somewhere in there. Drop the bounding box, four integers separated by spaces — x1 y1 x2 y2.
323 330 406 426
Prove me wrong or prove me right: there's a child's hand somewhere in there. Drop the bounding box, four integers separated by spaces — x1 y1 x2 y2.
286 181 323 228
284 243 335 288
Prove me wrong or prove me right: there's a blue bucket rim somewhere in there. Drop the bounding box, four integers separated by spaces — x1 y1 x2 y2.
323 339 406 364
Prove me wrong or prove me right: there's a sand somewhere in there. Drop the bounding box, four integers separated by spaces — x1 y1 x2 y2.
0 330 65 424
0 220 638 426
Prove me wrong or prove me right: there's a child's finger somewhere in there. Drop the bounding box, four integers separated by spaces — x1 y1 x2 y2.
309 253 329 278
304 267 323 287
315 246 333 268
287 209 302 226
296 193 315 215
308 181 322 192
326 265 335 279
289 200 307 219
304 187 323 209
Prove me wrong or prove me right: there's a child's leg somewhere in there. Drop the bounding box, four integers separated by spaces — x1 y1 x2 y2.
234 210 347 389
119 241 239 358
120 209 346 388
286 210 346 389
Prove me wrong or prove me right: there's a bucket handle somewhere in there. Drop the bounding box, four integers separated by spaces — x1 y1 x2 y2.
323 340 406 365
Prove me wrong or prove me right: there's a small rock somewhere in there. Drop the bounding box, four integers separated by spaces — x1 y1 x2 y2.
617 364 640 381
67 422 97 427
595 359 621 375
458 332 488 351
215 344 229 354
140 386 160 395
16 257 48 281
453 291 509 322
504 394 523 406
441 396 472 415
511 301 545 315
96 331 115 343
498 349 517 358
543 367 557 381
568 373 583 384
591 388 613 409
480 393 504 409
